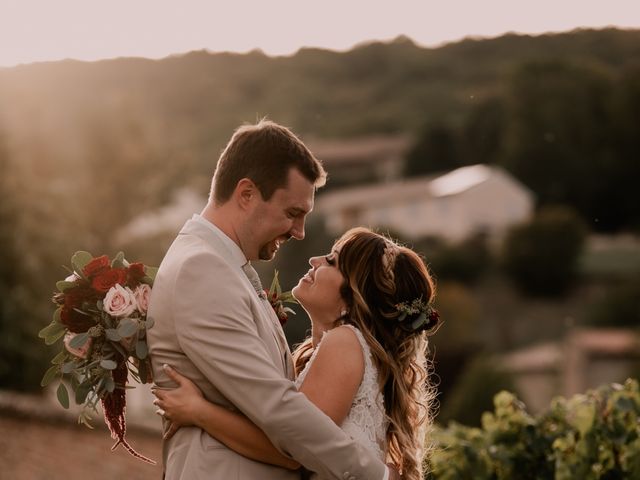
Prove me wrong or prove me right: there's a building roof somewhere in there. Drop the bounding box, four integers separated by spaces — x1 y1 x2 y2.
316 164 521 210
430 164 493 197
502 328 640 373
306 134 412 166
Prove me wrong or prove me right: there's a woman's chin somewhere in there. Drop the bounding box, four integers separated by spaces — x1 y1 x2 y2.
291 284 302 300
291 285 308 308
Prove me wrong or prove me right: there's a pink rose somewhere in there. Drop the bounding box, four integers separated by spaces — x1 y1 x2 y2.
103 284 137 318
134 284 151 314
64 332 92 359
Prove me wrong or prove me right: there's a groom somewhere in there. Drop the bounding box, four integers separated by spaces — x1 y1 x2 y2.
147 120 395 479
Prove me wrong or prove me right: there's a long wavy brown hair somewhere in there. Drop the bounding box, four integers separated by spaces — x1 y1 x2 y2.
293 227 441 479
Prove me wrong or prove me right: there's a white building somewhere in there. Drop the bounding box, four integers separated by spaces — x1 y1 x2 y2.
315 164 535 243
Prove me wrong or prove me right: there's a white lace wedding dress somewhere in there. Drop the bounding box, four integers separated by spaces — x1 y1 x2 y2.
295 325 388 477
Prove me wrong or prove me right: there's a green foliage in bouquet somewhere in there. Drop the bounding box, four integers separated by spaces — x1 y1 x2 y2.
38 251 157 463
427 379 640 479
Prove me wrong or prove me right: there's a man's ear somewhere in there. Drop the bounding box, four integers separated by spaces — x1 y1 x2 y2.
234 178 258 210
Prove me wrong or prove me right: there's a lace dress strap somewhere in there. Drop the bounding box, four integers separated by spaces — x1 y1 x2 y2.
339 324 374 372
295 324 371 386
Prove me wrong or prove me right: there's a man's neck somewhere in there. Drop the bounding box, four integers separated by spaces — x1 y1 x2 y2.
201 202 241 248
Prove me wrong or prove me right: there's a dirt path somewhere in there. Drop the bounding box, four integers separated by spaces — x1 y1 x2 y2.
0 414 163 480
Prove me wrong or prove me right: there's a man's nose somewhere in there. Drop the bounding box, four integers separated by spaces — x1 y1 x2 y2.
290 217 306 240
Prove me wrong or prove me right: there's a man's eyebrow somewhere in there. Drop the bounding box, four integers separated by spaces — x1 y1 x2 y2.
288 207 309 215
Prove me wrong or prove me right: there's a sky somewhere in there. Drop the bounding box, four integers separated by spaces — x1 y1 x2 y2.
1 0 639 67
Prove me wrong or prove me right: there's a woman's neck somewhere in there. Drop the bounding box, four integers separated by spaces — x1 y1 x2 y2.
309 314 337 347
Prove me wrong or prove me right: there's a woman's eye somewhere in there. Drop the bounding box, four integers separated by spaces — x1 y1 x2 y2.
325 255 335 265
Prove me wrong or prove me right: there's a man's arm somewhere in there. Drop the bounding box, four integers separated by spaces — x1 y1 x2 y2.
156 364 301 469
173 250 387 479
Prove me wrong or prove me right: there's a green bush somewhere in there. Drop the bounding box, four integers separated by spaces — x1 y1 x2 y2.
502 206 587 296
437 355 516 427
428 378 640 479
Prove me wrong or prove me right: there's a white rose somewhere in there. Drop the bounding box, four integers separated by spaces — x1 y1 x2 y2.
64 332 92 359
103 284 137 318
134 284 152 314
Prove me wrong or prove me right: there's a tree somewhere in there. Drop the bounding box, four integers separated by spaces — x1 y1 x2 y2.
423 233 493 285
502 206 587 296
0 127 44 390
404 121 462 177
461 97 506 165
501 61 614 230
606 64 640 231
437 355 516 427
587 277 640 328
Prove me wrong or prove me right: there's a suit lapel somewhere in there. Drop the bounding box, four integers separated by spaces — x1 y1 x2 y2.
180 218 293 378
259 297 295 380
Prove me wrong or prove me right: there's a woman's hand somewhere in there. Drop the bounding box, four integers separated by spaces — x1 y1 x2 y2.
152 364 205 440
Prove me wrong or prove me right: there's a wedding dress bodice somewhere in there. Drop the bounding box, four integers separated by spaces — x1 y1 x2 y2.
295 324 388 461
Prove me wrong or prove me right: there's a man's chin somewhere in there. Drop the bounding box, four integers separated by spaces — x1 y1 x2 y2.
258 247 277 261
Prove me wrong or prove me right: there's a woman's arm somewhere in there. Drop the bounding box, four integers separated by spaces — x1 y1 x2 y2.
153 364 300 470
296 326 365 425
153 326 364 470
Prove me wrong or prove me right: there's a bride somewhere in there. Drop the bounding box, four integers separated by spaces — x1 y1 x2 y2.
153 227 441 479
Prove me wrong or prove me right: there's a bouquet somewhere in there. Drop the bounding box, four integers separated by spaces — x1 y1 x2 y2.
265 270 298 326
39 251 157 463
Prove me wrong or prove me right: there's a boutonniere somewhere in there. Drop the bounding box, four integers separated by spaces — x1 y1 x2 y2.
265 270 298 326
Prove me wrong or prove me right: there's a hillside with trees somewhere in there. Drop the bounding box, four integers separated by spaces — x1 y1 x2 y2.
1 28 639 412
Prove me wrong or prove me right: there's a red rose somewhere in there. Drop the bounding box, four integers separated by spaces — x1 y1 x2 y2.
92 268 128 293
127 262 146 287
64 284 97 308
60 305 96 333
83 255 110 278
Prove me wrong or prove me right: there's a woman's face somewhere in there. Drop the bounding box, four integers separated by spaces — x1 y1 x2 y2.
292 248 347 325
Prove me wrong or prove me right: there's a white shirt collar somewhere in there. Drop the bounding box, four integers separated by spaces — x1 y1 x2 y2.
191 214 248 268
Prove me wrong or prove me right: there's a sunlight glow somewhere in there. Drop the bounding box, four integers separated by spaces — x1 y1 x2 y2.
1 0 638 67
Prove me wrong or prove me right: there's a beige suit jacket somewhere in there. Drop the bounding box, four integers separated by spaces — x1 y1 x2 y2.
147 217 386 480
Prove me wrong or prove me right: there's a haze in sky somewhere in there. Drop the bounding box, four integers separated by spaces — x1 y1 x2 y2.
1 0 639 67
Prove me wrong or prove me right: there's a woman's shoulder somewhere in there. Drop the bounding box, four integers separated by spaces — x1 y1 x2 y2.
325 323 361 340
329 324 371 355
313 325 366 375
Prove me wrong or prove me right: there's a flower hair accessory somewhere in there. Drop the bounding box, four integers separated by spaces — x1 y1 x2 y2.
395 297 440 333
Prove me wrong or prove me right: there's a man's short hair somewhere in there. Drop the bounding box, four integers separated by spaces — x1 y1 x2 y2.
211 120 326 204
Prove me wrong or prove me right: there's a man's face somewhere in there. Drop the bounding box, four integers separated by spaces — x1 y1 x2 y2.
245 168 315 261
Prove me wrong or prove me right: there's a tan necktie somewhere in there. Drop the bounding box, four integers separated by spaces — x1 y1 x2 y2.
242 262 267 299
242 262 293 378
